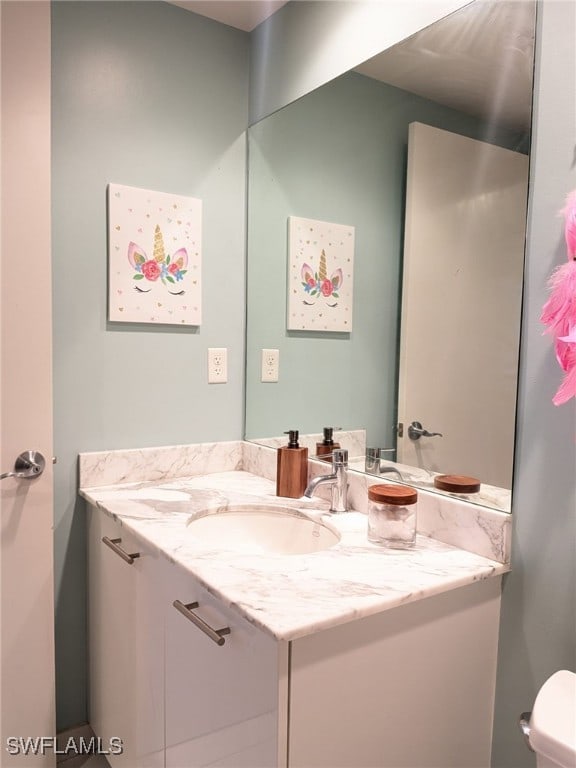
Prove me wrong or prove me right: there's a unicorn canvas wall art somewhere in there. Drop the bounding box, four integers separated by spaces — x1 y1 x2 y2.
108 184 202 325
287 216 354 332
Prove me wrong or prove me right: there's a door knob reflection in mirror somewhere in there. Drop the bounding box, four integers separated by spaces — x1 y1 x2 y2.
407 422 443 441
1 450 46 480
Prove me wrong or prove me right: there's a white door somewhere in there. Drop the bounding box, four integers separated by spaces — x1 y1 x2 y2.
1 3 55 765
397 122 528 488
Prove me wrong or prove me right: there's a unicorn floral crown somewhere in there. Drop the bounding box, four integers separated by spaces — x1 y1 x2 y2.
301 249 342 300
129 225 188 285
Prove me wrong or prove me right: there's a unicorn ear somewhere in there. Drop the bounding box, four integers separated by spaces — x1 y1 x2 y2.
330 268 343 290
171 248 188 269
128 242 147 268
301 263 315 283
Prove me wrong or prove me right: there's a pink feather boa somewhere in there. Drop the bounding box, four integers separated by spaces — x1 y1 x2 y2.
540 191 576 405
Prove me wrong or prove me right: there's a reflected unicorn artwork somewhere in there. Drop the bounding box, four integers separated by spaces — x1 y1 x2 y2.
287 216 354 332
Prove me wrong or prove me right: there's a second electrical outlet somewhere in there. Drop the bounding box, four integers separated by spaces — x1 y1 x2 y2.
208 348 228 383
261 348 279 382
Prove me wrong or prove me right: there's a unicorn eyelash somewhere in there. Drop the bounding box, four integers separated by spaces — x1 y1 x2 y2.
168 290 185 296
134 285 151 293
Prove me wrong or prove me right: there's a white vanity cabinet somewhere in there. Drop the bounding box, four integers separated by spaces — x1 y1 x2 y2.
88 506 283 768
88 504 502 768
87 508 165 767
163 560 283 768
287 576 502 768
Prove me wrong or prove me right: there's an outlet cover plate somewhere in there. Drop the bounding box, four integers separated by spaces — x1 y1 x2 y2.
261 348 279 382
208 348 228 383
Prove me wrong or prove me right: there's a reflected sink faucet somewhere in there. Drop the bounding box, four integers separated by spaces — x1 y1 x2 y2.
365 448 404 480
304 449 349 513
378 466 404 480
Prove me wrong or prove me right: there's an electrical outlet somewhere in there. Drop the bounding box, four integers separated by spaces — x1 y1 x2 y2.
208 348 228 383
261 348 279 382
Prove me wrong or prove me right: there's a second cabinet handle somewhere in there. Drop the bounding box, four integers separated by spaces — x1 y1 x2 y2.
102 536 140 565
173 600 231 646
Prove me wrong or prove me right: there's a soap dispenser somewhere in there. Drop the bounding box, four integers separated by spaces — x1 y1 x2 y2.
316 427 341 461
276 430 308 498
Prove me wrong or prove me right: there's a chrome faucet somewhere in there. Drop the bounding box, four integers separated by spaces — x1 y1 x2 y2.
304 448 349 513
365 448 404 480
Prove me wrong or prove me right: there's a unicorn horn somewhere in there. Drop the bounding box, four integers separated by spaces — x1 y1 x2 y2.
153 225 166 263
319 249 327 281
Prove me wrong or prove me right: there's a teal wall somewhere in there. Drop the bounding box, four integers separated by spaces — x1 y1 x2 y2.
52 1 249 730
245 71 526 446
492 2 576 765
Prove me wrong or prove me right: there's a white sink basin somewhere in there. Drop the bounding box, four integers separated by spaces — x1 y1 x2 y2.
185 504 340 555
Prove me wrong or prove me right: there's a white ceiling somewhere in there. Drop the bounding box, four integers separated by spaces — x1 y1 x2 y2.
168 0 288 32
355 1 536 132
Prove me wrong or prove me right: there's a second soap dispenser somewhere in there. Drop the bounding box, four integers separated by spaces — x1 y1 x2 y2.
276 430 308 498
316 426 341 461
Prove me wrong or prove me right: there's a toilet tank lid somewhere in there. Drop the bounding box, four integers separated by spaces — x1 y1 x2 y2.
530 670 576 767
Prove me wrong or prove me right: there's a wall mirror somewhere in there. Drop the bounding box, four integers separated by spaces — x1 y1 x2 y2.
244 0 536 513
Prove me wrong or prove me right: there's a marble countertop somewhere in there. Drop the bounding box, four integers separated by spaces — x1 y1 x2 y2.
81 470 508 641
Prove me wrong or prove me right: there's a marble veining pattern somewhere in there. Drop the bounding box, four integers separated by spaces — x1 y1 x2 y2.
241 440 277 481
417 491 511 564
78 440 243 488
81 469 508 641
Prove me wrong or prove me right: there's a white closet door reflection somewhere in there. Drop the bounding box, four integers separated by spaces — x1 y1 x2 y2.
397 122 528 488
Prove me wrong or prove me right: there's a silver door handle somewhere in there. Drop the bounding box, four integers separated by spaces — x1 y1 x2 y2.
1 450 46 480
407 421 443 440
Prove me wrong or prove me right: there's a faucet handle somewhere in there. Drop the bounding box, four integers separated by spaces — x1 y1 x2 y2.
365 447 380 473
332 448 348 467
365 447 395 473
366 447 395 458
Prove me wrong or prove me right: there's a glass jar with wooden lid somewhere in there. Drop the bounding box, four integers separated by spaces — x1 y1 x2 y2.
367 484 418 548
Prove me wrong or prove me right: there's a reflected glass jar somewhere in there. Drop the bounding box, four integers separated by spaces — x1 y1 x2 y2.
367 484 417 549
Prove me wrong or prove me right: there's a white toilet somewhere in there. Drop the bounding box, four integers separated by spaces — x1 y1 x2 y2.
521 670 576 768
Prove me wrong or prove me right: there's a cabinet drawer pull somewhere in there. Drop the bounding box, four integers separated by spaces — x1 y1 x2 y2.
102 536 140 565
173 600 231 646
